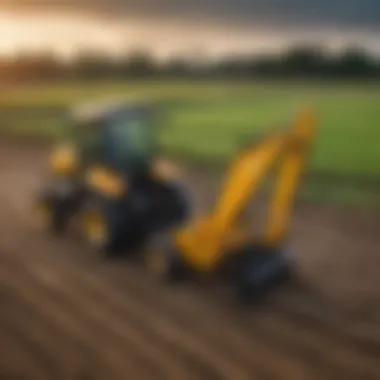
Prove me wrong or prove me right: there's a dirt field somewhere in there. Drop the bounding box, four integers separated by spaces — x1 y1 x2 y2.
0 141 379 380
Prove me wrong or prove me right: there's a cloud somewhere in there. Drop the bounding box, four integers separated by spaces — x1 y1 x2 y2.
5 0 380 30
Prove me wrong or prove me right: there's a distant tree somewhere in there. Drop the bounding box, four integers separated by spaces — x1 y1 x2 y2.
0 43 379 82
0 57 10 82
215 56 251 78
3 52 63 81
121 49 156 77
250 54 283 78
71 50 116 79
279 45 328 77
160 56 191 77
333 47 376 78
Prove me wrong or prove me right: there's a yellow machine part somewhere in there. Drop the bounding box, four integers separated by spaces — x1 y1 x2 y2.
49 143 78 175
82 208 109 246
85 166 127 198
174 109 316 273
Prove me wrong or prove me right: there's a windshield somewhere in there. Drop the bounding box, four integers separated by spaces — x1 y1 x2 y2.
107 110 155 168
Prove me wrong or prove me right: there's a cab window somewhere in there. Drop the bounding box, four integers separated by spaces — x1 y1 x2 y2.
75 121 106 164
105 110 156 168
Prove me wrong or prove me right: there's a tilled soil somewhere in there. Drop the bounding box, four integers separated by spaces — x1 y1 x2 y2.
0 141 379 380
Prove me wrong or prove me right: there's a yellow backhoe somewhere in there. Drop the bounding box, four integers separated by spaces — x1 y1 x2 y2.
145 109 316 301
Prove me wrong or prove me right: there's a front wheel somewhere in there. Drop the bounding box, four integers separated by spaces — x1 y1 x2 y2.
34 193 70 235
81 199 123 256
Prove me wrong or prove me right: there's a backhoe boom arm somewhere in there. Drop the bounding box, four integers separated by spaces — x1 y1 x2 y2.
175 109 316 272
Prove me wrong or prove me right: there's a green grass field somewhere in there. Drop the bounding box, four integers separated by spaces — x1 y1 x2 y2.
1 80 379 205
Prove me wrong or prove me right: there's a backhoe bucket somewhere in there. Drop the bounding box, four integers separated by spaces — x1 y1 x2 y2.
228 245 293 302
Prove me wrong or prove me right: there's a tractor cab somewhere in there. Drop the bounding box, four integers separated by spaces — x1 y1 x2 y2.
39 98 190 255
69 100 158 179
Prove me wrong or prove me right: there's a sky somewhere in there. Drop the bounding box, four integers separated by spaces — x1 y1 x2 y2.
0 0 379 59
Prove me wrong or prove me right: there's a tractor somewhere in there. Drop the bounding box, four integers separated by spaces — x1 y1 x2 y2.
144 109 316 302
34 99 190 255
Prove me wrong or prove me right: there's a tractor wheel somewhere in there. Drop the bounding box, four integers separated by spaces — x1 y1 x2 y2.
34 179 80 235
81 199 122 256
35 194 70 235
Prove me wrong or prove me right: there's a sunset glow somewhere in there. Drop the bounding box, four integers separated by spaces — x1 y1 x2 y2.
0 9 379 60
0 12 129 58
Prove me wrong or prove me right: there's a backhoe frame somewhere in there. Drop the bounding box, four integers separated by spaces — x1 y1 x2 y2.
146 109 316 300
174 109 316 273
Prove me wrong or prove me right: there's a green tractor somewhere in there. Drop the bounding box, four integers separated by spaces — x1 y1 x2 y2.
35 99 191 255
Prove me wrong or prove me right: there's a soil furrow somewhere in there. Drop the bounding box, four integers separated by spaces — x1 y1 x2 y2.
0 322 50 380
0 141 380 380
4 249 254 380
0 262 162 380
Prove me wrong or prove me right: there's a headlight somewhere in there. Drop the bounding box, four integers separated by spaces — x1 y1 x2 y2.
152 157 181 180
85 168 127 198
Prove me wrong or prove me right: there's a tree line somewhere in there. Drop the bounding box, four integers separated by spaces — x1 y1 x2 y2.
1 45 380 82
